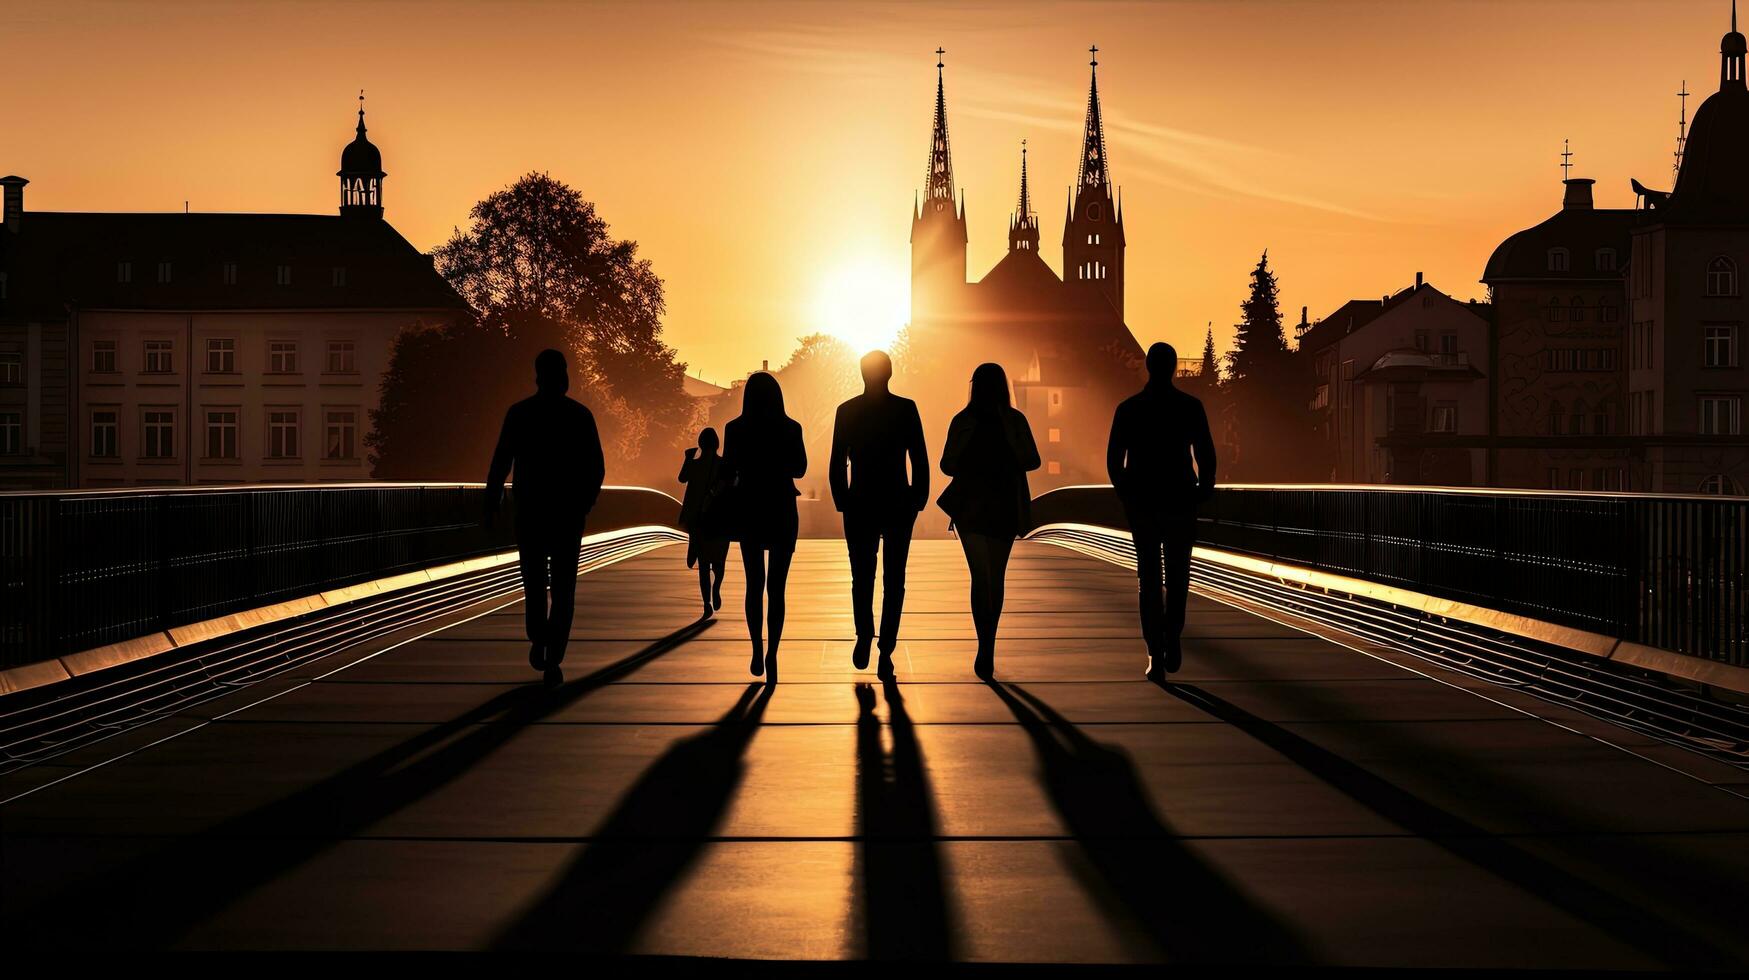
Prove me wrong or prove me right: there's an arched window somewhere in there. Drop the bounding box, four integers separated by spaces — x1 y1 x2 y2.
1595 400 1613 434
1599 296 1620 323
1570 296 1586 322
1087 202 1103 221
1706 256 1739 297
1547 297 1564 322
1699 474 1743 496
1571 399 1589 435
1547 248 1571 272
1595 248 1617 272
1549 400 1565 435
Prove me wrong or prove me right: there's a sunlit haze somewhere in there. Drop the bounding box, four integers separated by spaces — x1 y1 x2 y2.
8 0 1735 382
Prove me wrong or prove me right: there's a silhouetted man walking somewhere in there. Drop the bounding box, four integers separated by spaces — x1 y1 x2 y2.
486 349 606 679
1107 342 1217 681
830 350 929 675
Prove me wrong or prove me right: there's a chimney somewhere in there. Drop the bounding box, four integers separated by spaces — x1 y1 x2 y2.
1415 271 1424 289
761 359 769 373
1562 178 1595 211
1 176 26 233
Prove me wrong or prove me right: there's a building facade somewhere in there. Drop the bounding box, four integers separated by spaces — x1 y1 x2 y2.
905 52 1145 494
0 103 466 488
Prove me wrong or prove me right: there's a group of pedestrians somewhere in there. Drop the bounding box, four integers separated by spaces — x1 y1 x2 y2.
486 341 1215 686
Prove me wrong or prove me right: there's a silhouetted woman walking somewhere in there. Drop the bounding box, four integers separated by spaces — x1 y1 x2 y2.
678 427 731 619
723 372 807 683
937 363 1040 679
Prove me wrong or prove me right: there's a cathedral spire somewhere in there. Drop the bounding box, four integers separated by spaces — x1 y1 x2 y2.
1009 140 1040 252
1077 45 1111 194
924 47 957 212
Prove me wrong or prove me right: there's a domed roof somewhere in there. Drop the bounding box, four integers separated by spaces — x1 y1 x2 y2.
339 108 384 177
1482 193 1637 283
1666 13 1749 219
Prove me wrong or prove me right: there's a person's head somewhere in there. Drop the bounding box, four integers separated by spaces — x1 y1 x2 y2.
697 427 719 453
741 371 786 420
967 362 1010 416
860 350 893 392
1145 342 1178 386
534 348 569 396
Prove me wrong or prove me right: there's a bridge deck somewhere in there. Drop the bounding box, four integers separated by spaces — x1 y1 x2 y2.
3 540 1747 965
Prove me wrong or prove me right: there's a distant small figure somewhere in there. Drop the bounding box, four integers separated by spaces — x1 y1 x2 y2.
829 350 929 677
1107 342 1217 682
485 349 606 683
678 427 732 619
724 372 807 684
937 363 1040 680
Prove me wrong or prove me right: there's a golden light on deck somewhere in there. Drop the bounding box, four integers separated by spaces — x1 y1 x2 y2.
815 255 908 355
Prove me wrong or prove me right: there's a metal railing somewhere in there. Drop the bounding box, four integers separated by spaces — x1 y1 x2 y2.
0 484 681 669
1029 484 1748 668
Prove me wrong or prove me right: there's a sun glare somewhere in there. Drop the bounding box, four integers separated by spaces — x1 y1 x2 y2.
815 256 909 355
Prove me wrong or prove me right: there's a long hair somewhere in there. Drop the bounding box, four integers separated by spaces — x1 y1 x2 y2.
966 362 1010 417
740 371 786 421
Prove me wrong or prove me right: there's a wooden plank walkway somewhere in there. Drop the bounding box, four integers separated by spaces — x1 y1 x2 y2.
3 540 1748 966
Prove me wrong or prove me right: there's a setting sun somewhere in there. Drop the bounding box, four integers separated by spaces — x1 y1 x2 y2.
814 255 910 355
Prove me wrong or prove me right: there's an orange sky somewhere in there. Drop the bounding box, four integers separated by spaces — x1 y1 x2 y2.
8 0 1740 383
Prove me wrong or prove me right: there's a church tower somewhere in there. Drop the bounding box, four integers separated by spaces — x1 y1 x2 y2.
1009 141 1040 253
1061 47 1126 320
911 49 968 324
338 92 386 219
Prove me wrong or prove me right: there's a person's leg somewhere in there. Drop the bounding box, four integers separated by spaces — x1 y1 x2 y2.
1130 518 1166 673
1162 514 1196 671
544 531 582 666
764 547 794 682
960 532 996 677
516 522 549 672
844 511 878 648
740 541 767 675
696 546 713 616
709 543 727 610
986 534 1015 637
877 512 916 653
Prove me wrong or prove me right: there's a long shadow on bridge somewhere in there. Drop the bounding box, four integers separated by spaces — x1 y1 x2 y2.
16 617 719 949
1158 678 1739 970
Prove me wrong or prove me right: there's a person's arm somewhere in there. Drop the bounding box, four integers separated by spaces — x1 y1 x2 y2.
484 407 515 521
1105 403 1129 494
580 407 606 513
790 420 808 479
828 403 850 511
1008 410 1042 472
1192 399 1218 499
939 414 971 477
678 450 695 484
906 402 930 512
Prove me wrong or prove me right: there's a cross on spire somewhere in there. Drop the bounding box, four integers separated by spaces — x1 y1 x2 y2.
1089 44 1098 67
1561 139 1573 182
936 46 945 69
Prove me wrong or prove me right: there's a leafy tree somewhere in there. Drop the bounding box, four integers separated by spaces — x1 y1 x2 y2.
370 173 696 482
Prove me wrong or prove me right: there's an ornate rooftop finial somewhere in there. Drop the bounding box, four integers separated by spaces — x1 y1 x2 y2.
1561 138 1573 182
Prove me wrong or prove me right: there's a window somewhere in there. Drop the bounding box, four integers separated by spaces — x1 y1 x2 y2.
268 341 299 373
1700 474 1743 496
1631 320 1655 370
1047 460 1062 475
1547 248 1570 272
1048 389 1062 408
268 409 300 458
1547 348 1618 372
156 260 172 283
275 264 292 286
205 338 236 374
1707 256 1739 297
1596 248 1618 272
324 410 357 460
143 340 174 374
0 351 20 385
1700 395 1742 435
1595 403 1612 434
1599 297 1620 323
142 409 175 458
1547 468 1561 490
90 410 118 458
205 410 238 459
1047 427 1061 443
0 412 19 454
1430 402 1457 433
331 266 347 287
1549 401 1565 435
325 341 357 374
1569 468 1584 490
1704 325 1739 368
1413 330 1430 351
1570 296 1586 322
1546 297 1564 322
1571 400 1589 435
116 261 132 283
92 340 117 374
1087 202 1102 221
222 262 238 285
1598 468 1626 492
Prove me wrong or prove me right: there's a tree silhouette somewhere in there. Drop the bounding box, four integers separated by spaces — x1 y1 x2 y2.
1197 326 1220 387
1227 251 1288 383
370 173 696 482
1222 251 1314 480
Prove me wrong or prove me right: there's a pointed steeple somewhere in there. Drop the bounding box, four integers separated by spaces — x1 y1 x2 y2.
924 47 958 213
1009 140 1040 253
1077 45 1111 194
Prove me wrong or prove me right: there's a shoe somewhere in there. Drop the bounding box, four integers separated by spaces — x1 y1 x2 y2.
1163 639 1183 674
764 650 778 685
542 665 564 688
876 651 896 678
852 636 873 671
528 643 547 672
703 601 714 620
973 647 994 681
749 639 765 678
1144 655 1167 684
712 584 723 611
